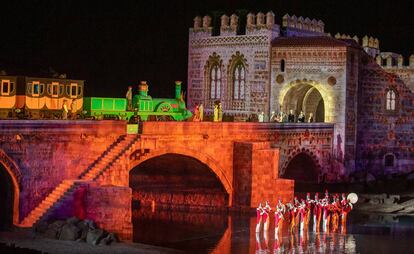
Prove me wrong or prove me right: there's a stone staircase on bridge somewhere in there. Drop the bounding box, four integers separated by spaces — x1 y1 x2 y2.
19 134 142 227
79 134 140 181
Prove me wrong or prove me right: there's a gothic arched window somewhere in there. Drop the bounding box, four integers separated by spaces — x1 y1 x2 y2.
386 89 396 111
210 64 221 99
233 63 245 100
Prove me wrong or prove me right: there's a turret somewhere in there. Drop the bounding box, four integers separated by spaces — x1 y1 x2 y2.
266 11 275 28
256 12 265 27
175 81 182 100
202 15 212 29
376 55 382 66
138 81 149 97
193 16 202 29
230 14 238 31
220 14 229 30
246 13 255 29
398 55 404 67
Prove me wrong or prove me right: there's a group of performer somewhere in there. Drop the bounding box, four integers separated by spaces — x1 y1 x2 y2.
256 191 355 235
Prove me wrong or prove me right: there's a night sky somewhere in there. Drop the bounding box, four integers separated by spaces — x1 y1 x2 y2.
1 0 413 98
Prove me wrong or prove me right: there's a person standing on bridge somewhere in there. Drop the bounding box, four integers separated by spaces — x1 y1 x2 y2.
126 86 133 110
218 102 223 121
308 113 314 123
213 103 219 122
258 112 265 122
62 100 69 120
199 103 204 121
288 109 295 123
193 103 200 121
298 111 305 123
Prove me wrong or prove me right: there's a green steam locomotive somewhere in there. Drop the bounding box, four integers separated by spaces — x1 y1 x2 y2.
83 81 192 121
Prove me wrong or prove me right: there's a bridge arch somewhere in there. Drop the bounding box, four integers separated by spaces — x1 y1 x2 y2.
129 147 233 205
281 148 321 183
278 79 335 122
0 149 21 226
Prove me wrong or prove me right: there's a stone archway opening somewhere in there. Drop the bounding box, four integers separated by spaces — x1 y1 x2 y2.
0 163 15 230
129 153 229 249
282 152 319 184
282 83 325 122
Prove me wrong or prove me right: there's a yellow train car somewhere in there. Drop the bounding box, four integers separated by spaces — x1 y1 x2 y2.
0 75 84 119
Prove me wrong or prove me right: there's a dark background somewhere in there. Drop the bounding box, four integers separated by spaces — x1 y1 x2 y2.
0 0 413 98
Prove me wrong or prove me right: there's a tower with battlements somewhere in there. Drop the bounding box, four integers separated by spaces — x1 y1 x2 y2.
187 11 414 182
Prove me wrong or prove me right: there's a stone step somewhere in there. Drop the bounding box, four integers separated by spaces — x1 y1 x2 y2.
399 207 414 214
400 198 414 207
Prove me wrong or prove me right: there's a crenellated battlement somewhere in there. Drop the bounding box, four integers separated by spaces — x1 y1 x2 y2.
361 35 380 58
282 14 325 36
189 11 279 38
334 33 360 43
376 53 414 69
334 33 382 58
190 15 213 37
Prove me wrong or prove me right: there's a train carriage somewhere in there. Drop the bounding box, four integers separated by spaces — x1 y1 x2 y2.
0 75 84 119
0 76 25 119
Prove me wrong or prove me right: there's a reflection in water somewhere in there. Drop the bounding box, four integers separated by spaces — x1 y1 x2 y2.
133 209 414 254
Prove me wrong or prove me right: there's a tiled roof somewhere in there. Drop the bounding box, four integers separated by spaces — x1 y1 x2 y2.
272 36 361 48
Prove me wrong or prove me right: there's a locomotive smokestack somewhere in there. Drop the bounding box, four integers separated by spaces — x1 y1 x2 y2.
175 81 182 100
138 81 148 97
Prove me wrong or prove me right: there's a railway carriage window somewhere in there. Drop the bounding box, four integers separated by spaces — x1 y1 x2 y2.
77 85 82 96
40 84 45 95
51 82 59 97
66 85 70 96
1 80 10 95
32 81 40 96
59 85 64 95
70 83 78 98
10 82 14 93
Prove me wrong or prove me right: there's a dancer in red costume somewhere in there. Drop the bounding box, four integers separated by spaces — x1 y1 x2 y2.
275 197 286 236
322 190 331 232
298 199 307 232
331 194 341 232
263 201 272 232
340 193 353 234
305 193 312 226
313 192 322 232
255 203 263 233
287 203 296 233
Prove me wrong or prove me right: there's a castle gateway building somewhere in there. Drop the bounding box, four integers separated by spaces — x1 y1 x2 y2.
187 12 414 180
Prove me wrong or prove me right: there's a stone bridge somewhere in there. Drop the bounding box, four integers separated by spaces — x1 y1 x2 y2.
0 120 334 239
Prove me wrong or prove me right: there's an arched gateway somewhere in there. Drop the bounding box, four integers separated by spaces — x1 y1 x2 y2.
278 79 335 123
282 152 320 183
0 149 21 227
129 150 232 208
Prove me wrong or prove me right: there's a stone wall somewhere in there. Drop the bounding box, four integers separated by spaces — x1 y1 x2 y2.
233 141 293 207
0 120 126 221
187 27 278 120
356 54 414 176
85 184 132 240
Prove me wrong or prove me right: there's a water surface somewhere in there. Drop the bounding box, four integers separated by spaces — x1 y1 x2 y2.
133 209 414 253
